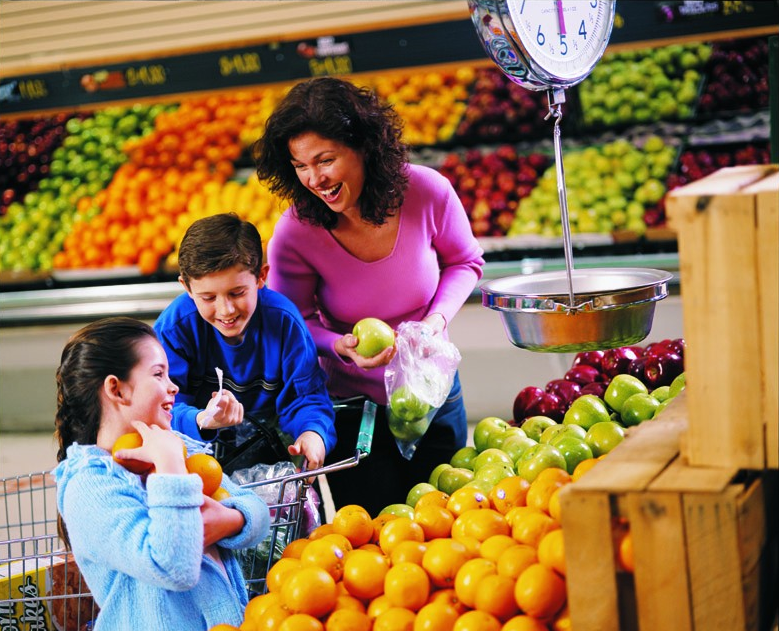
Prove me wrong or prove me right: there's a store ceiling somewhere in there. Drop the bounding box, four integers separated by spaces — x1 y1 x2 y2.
0 0 469 76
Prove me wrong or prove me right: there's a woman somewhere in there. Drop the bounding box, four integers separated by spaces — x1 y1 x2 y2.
253 77 484 516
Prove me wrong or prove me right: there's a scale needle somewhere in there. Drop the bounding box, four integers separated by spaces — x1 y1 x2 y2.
556 0 567 35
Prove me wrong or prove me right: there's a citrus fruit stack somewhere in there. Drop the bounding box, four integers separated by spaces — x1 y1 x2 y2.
222 465 600 631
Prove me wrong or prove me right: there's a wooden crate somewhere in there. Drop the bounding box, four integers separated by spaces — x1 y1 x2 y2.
665 165 779 470
559 393 775 631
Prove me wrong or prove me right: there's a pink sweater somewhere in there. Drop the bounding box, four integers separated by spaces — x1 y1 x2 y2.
267 164 484 404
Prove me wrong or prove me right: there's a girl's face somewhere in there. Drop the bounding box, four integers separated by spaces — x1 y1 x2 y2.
122 337 179 430
288 132 366 217
183 264 266 345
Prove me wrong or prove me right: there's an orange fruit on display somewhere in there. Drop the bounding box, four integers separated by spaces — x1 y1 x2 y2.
533 467 572 486
453 557 497 608
572 457 599 481
479 534 519 563
511 507 560 548
514 562 567 619
378 516 425 556
390 540 428 566
502 615 551 631
332 594 366 613
384 561 430 611
282 538 311 560
413 602 460 631
451 508 510 543
253 603 291 630
473 573 520 621
538 528 566 575
277 613 324 631
111 432 153 474
300 538 346 581
265 558 302 593
320 533 353 554
325 608 371 631
413 504 455 540
452 609 502 631
243 591 281 626
488 476 530 515
280 565 337 618
414 490 450 510
185 452 223 497
427 587 468 614
341 548 390 601
422 538 471 588
497 544 538 580
332 505 374 548
366 594 393 620
446 486 490 517
373 607 416 631
308 523 336 540
526 476 568 515
209 624 240 630
617 529 635 572
548 487 564 523
370 513 398 544
551 604 573 631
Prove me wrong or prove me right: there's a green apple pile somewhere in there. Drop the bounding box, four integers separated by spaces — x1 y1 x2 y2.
508 135 677 237
0 104 171 272
578 42 712 128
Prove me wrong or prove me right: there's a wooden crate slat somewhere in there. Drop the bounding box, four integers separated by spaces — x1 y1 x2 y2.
627 491 693 631
559 489 621 631
649 456 737 494
684 487 749 631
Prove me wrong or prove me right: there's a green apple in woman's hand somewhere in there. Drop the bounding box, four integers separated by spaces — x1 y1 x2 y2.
352 317 395 358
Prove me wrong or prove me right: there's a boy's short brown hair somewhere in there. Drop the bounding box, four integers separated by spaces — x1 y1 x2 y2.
178 213 263 287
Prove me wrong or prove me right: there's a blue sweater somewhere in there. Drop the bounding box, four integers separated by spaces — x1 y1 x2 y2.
154 286 336 453
54 436 270 631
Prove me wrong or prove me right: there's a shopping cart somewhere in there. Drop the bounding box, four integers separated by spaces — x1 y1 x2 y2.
0 398 375 629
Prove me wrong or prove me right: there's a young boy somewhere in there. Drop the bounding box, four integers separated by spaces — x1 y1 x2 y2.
154 213 336 472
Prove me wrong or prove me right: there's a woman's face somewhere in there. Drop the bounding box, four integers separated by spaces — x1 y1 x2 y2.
122 338 179 430
288 132 366 217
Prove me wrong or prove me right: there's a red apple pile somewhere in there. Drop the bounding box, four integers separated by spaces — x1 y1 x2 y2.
667 142 772 191
512 339 686 425
453 67 550 144
436 145 549 237
697 37 769 115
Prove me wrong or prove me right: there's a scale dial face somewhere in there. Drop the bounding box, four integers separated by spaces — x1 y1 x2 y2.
506 0 615 85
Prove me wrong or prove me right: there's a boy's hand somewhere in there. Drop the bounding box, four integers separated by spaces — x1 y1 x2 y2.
335 334 396 369
198 390 244 429
288 431 326 473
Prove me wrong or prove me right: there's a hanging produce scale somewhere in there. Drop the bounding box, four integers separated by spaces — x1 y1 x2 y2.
469 0 672 352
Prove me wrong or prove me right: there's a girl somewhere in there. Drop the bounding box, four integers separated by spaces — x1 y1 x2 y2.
54 317 269 631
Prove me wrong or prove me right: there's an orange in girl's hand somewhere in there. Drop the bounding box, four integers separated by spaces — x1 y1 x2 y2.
112 432 153 474
185 453 223 497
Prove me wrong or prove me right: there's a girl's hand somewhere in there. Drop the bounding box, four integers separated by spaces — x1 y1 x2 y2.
287 431 326 473
201 495 245 546
115 421 188 475
335 334 396 369
197 390 244 429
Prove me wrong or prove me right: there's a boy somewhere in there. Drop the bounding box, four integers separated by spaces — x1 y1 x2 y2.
154 213 336 472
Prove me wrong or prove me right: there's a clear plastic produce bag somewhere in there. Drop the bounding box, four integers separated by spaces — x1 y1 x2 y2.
385 321 461 460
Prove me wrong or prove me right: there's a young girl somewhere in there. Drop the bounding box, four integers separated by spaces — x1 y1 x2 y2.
54 317 269 631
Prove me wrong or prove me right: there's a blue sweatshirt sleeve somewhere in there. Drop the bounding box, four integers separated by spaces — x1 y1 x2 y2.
273 307 337 454
215 474 271 549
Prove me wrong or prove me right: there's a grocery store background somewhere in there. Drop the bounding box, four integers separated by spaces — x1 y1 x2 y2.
1 1 776 476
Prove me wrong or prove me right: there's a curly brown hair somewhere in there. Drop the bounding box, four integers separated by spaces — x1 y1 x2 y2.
252 77 409 230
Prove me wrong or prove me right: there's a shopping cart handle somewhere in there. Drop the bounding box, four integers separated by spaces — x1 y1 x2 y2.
356 399 376 457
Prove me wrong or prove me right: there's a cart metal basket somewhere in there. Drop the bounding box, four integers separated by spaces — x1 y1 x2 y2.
0 398 375 629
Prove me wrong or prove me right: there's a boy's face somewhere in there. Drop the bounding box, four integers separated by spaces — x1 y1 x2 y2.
181 264 269 345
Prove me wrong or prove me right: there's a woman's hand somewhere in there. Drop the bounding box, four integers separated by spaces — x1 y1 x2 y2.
197 390 244 429
201 495 245 546
335 333 396 369
422 312 447 336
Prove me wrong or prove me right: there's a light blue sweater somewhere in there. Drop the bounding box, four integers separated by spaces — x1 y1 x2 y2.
54 436 270 631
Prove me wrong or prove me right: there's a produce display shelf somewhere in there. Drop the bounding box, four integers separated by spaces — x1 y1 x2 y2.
0 252 680 328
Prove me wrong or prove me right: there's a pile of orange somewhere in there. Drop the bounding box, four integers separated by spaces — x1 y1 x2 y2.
219 465 586 631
